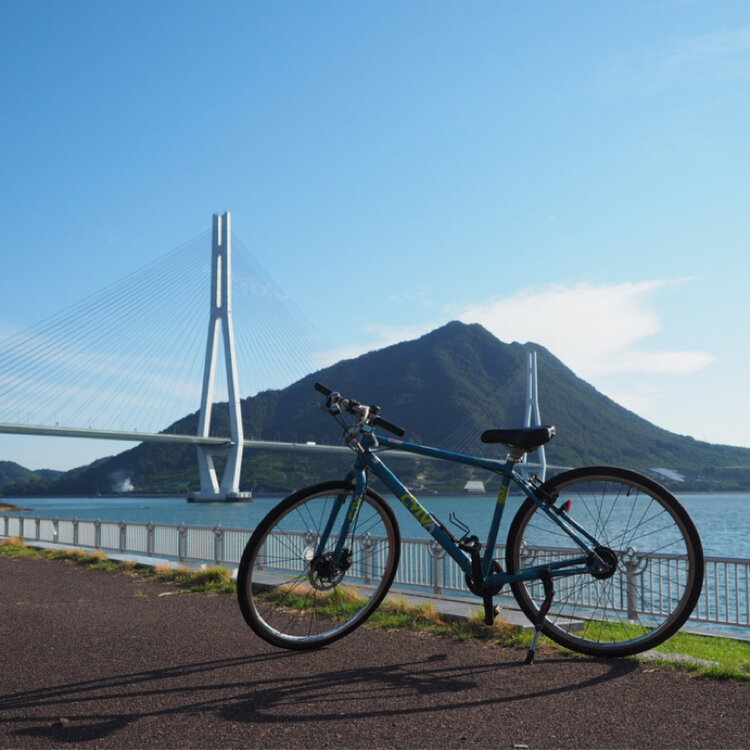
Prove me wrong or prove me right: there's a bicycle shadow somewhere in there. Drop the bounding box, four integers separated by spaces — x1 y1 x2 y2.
2 652 289 745
2 646 640 745
220 650 641 725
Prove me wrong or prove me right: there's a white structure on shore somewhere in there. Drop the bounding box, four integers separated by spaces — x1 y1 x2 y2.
463 480 486 493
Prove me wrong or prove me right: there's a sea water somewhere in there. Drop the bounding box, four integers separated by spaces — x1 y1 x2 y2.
5 491 749 559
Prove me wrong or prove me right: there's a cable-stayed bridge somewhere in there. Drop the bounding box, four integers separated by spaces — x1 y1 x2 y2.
0 213 546 501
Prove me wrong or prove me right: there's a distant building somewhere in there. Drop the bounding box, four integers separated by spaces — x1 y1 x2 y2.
649 468 686 483
463 480 485 493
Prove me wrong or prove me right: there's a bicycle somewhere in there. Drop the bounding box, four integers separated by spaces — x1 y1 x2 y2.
237 383 704 663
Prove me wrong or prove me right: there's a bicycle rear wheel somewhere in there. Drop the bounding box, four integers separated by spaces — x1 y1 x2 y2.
237 480 400 650
506 467 703 657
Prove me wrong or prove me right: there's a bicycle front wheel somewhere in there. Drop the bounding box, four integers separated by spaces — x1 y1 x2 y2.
506 467 703 657
237 480 400 650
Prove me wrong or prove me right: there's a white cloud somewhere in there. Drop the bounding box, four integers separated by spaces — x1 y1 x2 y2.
315 279 715 396
605 26 750 98
595 350 715 376
677 27 750 58
662 27 750 82
455 279 715 379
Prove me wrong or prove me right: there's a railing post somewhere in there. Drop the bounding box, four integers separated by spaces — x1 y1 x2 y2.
214 525 224 564
119 521 127 553
178 524 187 561
429 541 447 595
622 547 648 619
52 518 59 544
94 520 102 549
147 522 155 557
35 517 41 541
73 519 79 547
360 533 375 584
3 516 8 537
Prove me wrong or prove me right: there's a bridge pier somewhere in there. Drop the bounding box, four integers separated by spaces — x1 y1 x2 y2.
188 212 251 502
520 350 547 481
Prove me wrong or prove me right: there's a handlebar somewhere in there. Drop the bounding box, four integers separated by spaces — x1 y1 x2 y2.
372 415 406 437
314 382 332 397
314 382 406 437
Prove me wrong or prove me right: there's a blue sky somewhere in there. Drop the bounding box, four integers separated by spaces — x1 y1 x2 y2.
1 1 749 470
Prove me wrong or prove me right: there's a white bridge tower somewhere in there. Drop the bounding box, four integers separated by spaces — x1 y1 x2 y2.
189 212 251 502
523 350 547 481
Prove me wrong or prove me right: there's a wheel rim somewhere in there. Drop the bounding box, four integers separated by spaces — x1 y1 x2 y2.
245 488 398 646
510 472 701 653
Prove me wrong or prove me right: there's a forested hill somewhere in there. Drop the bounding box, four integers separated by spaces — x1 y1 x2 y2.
6 321 750 495
0 461 41 487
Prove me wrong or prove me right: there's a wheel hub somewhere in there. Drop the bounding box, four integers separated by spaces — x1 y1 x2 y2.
590 545 618 580
307 550 351 590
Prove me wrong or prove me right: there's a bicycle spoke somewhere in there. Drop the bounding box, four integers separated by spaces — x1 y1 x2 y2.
507 467 703 656
238 482 400 649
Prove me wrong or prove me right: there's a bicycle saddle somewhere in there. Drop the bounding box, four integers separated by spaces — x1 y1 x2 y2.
480 425 556 452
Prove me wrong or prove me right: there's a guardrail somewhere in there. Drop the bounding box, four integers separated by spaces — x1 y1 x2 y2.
2 514 748 637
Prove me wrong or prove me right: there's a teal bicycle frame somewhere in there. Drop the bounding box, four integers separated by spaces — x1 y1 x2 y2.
321 424 606 591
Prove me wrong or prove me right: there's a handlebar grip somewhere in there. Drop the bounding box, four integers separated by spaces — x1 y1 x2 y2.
314 382 332 396
374 415 406 437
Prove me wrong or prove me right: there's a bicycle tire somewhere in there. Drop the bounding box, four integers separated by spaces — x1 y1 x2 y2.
506 466 703 657
237 480 400 650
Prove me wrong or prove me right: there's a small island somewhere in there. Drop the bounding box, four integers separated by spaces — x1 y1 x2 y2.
0 501 23 512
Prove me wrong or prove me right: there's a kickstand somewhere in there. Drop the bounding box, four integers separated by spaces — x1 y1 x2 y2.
524 567 554 665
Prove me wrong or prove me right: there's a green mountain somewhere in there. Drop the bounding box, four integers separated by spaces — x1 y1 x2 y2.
7 321 750 495
0 461 41 488
0 462 65 499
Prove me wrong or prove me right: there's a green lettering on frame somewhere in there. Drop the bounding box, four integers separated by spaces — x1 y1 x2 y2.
348 496 363 521
401 493 436 529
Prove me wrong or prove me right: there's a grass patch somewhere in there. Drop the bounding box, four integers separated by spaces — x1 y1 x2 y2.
65 548 119 570
153 564 194 584
257 582 367 619
0 539 233 593
643 630 750 680
189 566 234 593
192 566 233 586
370 598 532 649
542 616 750 680
0 537 39 558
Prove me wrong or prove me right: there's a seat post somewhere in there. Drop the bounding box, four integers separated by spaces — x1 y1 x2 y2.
507 447 526 463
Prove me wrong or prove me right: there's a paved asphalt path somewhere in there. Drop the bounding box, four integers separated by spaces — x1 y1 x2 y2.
0 556 747 750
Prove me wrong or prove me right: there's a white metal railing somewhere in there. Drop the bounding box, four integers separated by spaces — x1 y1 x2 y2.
2 514 748 636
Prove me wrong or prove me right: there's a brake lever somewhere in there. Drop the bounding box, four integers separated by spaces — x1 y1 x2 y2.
309 401 339 416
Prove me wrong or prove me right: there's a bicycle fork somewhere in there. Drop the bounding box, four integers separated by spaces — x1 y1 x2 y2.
310 469 369 577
